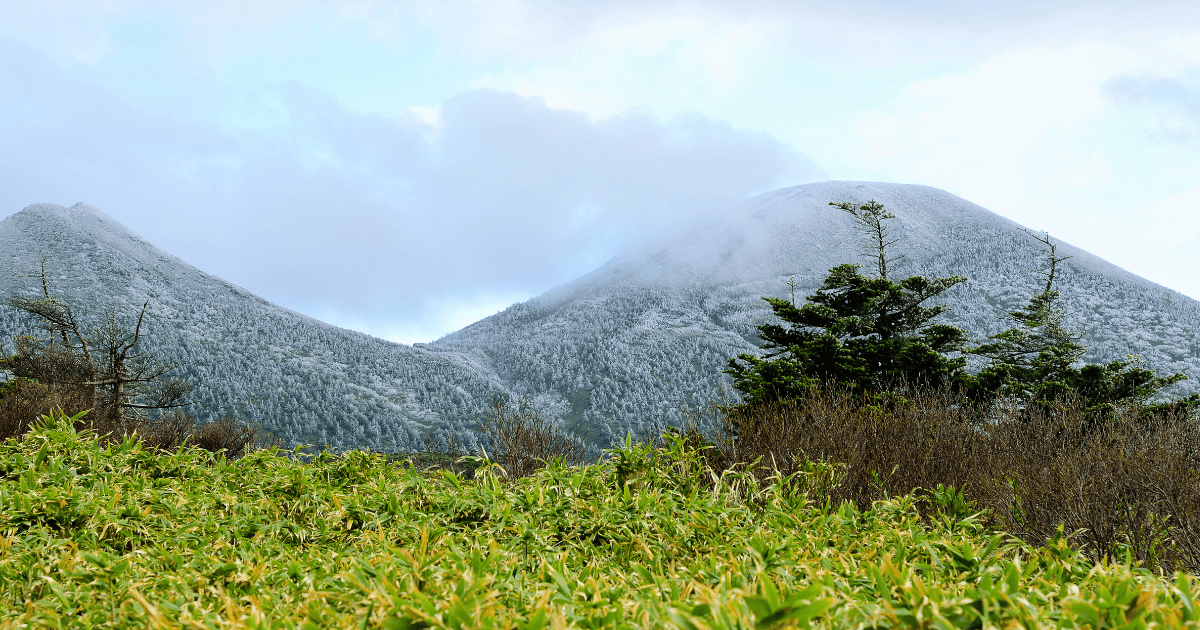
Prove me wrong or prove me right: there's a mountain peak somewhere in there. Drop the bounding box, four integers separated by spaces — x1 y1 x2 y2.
14 201 115 224
551 181 1150 297
9 202 146 245
436 181 1200 443
0 201 509 452
2 203 197 284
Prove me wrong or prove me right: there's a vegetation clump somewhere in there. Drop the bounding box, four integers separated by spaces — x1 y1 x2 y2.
2 411 1200 628
728 200 1197 416
967 231 1197 418
726 201 970 406
712 383 1200 574
713 198 1200 576
0 261 271 456
475 394 590 479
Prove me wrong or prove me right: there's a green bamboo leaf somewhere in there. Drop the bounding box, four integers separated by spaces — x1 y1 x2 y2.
210 562 237 579
516 608 548 630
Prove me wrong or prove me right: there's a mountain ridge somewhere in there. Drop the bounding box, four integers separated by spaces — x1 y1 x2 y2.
433 182 1200 443
3 182 1197 450
0 202 510 451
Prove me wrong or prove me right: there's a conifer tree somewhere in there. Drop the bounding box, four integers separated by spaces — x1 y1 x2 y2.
968 232 1196 418
726 200 969 405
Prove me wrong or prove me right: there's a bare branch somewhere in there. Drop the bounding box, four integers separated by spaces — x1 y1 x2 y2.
831 199 906 280
7 264 191 425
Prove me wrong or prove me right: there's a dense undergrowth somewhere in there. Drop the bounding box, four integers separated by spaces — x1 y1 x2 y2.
696 384 1200 576
0 377 274 459
2 411 1200 628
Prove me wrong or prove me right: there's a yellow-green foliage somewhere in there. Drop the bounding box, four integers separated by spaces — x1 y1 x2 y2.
1 412 1198 629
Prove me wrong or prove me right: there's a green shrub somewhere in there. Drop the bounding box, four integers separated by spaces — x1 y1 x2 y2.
1 410 1198 628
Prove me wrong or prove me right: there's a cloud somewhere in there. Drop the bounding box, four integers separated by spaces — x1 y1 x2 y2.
413 0 1200 82
5 0 1200 334
792 41 1200 303
1104 72 1200 146
0 37 818 343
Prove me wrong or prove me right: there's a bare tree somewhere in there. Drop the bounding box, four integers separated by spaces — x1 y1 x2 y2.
476 394 589 478
3 259 192 431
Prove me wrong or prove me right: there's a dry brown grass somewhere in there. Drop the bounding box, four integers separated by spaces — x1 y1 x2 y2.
710 384 1200 573
184 415 280 458
0 378 91 440
0 377 276 458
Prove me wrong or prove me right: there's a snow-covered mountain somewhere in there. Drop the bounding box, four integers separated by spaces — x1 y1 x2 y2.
3 183 1197 451
0 203 507 451
432 182 1200 445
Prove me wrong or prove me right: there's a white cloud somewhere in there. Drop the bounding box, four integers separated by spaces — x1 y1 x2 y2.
298 290 533 345
0 39 818 341
1103 185 1200 298
1105 70 1200 147
787 40 1200 301
469 9 785 119
3 0 1200 329
829 44 1125 198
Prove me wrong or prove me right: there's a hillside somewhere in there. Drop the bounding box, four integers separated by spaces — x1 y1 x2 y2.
3 184 1198 451
0 203 506 451
433 182 1200 445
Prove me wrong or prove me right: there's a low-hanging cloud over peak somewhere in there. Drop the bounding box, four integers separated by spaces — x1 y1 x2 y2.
0 37 820 343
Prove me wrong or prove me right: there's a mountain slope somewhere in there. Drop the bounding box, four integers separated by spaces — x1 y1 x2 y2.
5 185 1197 452
0 203 504 451
433 182 1200 444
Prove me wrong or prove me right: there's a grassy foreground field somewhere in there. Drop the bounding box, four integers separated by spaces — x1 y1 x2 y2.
1 413 1199 629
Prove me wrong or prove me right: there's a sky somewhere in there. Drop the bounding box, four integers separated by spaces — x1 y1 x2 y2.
1 0 1198 343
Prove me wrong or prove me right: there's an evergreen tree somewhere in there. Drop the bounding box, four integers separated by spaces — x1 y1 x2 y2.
726 200 969 406
968 232 1197 417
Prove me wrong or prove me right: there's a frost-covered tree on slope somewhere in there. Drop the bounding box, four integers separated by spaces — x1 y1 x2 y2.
968 232 1198 418
726 200 970 405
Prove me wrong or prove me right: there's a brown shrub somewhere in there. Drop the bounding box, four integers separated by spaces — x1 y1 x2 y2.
721 384 1200 573
408 430 473 477
477 394 589 479
723 386 984 506
187 415 279 459
133 409 197 451
1 379 75 436
0 378 90 440
984 403 1200 573
0 376 274 459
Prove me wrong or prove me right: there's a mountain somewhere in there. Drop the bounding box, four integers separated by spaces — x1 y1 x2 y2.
0 203 507 451
4 184 1198 452
432 182 1200 445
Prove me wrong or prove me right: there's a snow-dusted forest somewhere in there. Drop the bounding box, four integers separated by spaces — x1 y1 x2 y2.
3 182 1198 451
0 203 506 451
434 182 1200 446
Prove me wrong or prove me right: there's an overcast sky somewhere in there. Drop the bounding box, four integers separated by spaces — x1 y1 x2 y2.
2 1 1198 343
